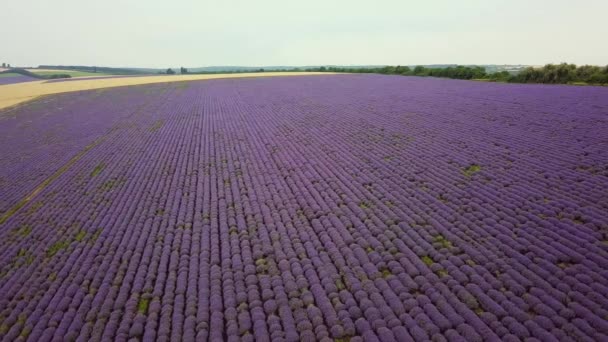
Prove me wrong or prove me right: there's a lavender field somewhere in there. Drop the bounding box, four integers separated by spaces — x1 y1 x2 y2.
0 74 37 85
1 74 607 341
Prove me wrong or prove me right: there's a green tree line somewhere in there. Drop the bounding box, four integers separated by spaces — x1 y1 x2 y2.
304 63 608 85
509 64 608 84
307 65 487 80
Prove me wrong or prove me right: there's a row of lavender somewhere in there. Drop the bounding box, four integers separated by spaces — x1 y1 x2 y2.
0 75 607 341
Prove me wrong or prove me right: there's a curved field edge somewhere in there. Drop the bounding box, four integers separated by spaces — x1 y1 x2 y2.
0 72 336 110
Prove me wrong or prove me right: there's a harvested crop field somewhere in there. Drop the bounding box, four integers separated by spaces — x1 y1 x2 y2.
0 74 607 341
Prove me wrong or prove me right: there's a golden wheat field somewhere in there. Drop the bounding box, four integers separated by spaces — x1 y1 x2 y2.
0 72 334 110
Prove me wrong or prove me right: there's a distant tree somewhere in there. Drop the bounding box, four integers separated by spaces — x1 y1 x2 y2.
413 66 426 75
380 66 396 74
93 66 97 73
591 65 608 84
588 72 606 84
1 63 5 68
490 71 511 82
319 66 326 72
180 67 188 74
7 64 10 68
258 68 265 72
166 68 175 75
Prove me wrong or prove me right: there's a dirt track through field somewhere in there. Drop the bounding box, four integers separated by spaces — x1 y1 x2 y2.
0 72 334 110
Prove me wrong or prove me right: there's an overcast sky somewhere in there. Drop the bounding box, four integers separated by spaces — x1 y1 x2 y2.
2 0 607 68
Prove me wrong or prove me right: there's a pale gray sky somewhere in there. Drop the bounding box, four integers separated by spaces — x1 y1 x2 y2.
2 0 607 68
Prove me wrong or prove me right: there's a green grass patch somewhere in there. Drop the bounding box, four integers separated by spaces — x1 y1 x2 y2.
255 258 267 266
137 297 150 314
20 326 32 338
90 163 105 177
434 235 453 248
74 230 87 242
380 267 392 278
421 256 434 266
463 164 482 177
46 240 70 257
358 201 371 209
